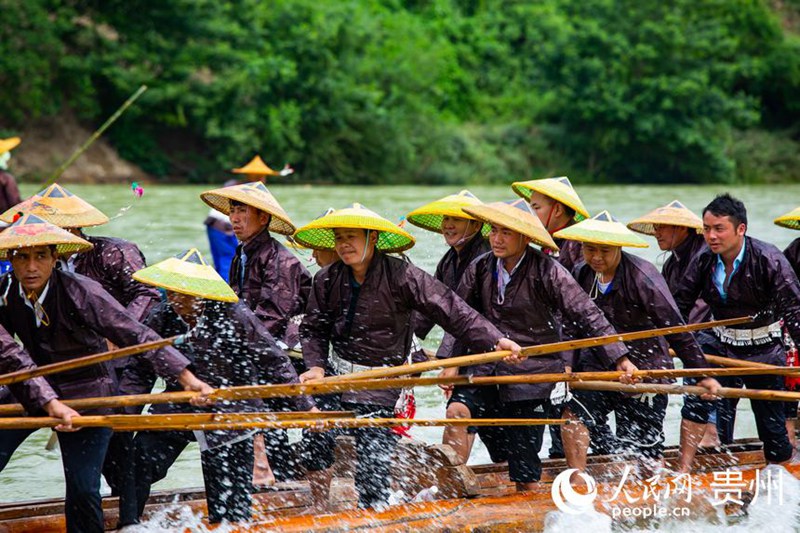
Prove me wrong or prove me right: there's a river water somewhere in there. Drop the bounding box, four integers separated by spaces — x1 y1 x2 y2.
2 183 800 521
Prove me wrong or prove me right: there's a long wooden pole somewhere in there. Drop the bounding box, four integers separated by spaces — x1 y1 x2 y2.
319 316 752 382
44 85 149 187
6 361 800 417
571 381 800 401
0 415 567 432
0 336 179 387
669 348 795 373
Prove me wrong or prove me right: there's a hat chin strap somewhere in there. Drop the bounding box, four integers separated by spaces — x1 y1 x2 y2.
359 229 371 264
0 152 10 171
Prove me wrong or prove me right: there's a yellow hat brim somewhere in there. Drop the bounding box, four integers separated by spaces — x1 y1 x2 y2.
511 177 590 220
0 184 109 228
133 257 239 303
406 190 490 236
627 201 703 236
294 205 415 253
201 183 295 236
0 214 93 259
775 207 800 231
0 137 21 155
462 202 559 253
554 212 649 248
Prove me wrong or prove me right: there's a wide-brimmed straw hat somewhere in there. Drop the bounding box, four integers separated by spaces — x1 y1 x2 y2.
627 200 703 236
231 155 281 178
200 181 295 235
286 208 335 251
294 203 415 253
462 199 559 252
511 176 590 221
133 249 239 303
0 137 21 155
554 211 649 248
774 206 800 231
406 190 490 237
0 183 109 228
0 213 93 259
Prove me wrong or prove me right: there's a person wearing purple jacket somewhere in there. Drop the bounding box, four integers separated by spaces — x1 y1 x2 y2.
201 181 311 484
119 249 316 524
294 203 521 511
554 211 719 474
0 215 212 533
438 200 628 491
406 191 507 465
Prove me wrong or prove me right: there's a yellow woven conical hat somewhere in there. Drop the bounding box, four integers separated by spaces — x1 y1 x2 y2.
0 183 109 228
200 181 295 235
774 206 800 231
627 200 703 236
0 213 93 259
462 199 559 253
511 176 590 221
0 137 21 155
554 211 649 248
231 155 280 178
286 207 335 251
133 249 238 303
405 190 490 237
294 203 415 253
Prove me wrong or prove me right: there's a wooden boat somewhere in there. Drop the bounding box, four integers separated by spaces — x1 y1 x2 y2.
0 436 794 532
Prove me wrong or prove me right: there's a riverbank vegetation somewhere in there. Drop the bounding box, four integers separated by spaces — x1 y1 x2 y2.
1 0 799 184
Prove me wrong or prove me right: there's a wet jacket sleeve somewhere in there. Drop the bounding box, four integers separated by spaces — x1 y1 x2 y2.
253 248 311 338
672 254 709 322
236 306 314 411
638 271 706 369
400 264 502 354
300 270 334 370
107 242 160 322
0 328 58 413
116 309 164 401
74 278 190 378
435 260 480 360
543 262 628 368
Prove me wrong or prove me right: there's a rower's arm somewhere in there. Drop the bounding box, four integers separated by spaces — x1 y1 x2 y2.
300 269 335 371
0 326 58 414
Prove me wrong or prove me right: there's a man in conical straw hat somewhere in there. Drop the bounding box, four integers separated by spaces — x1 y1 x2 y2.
120 249 316 524
432 199 625 491
674 194 800 472
201 180 311 484
0 137 22 215
553 211 720 474
0 215 213 533
775 205 800 280
407 190 508 464
512 176 589 272
0 183 161 328
629 200 724 448
294 203 521 511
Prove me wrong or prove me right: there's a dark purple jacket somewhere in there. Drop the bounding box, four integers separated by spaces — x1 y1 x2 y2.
0 325 58 413
415 233 490 340
120 301 313 442
674 236 800 365
574 252 706 379
662 232 712 325
229 228 312 346
550 236 584 274
441 247 628 401
0 170 21 214
785 238 800 280
0 271 189 414
72 235 160 323
301 252 504 407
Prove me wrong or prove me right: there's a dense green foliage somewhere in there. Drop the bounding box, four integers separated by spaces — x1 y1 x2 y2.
1 0 799 183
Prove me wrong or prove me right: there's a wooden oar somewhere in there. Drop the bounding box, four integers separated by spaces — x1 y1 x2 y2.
319 316 752 383
0 336 179 387
571 381 800 401
7 362 800 417
0 415 567 432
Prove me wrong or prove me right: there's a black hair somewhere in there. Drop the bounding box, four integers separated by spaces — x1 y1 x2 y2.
561 204 576 219
703 193 747 227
